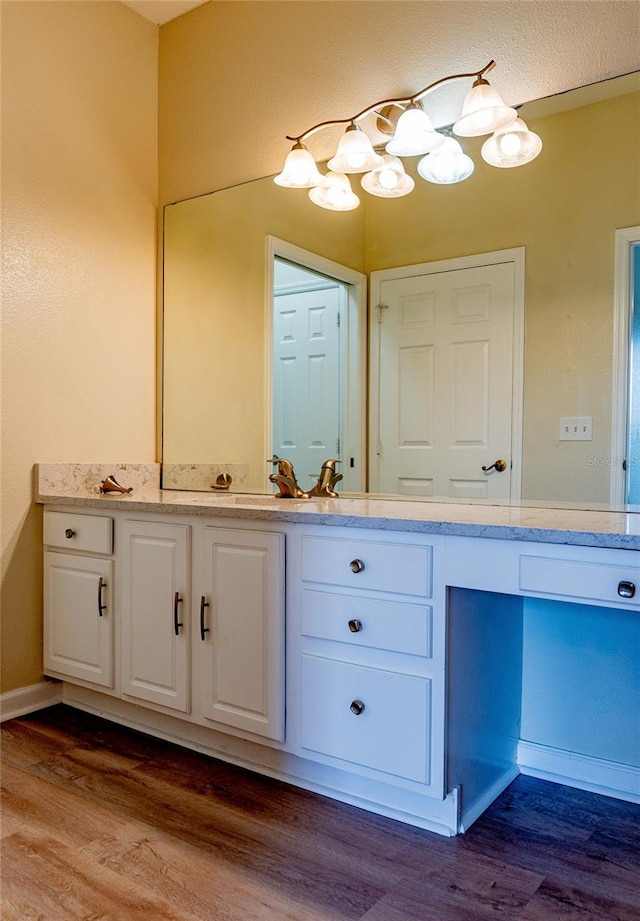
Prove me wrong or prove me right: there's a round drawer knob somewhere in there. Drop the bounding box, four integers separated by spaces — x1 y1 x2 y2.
349 559 365 574
348 618 362 633
617 580 636 598
350 699 365 716
64 528 75 539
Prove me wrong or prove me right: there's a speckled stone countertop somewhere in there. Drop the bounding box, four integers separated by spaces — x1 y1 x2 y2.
34 464 640 550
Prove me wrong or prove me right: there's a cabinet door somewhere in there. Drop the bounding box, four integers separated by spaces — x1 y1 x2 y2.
120 521 190 713
195 528 285 741
44 551 113 688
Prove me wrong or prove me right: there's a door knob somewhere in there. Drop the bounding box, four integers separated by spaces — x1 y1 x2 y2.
482 459 507 472
348 618 362 633
350 699 365 716
349 559 365 573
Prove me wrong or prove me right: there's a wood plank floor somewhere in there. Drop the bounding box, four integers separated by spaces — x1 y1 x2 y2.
1 706 638 920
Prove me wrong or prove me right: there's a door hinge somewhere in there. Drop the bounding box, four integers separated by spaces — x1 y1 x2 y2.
376 438 383 456
336 437 341 455
623 458 628 471
377 303 389 324
336 310 341 328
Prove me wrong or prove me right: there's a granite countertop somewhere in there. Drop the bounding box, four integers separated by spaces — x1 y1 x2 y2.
34 463 640 550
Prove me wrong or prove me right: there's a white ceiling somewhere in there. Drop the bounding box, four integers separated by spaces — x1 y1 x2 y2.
122 1 207 26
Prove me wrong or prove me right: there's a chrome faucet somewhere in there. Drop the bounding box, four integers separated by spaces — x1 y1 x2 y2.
307 459 343 498
267 457 308 499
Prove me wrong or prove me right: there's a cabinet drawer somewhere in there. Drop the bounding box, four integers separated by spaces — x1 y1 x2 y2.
301 535 432 597
301 589 432 657
300 654 430 783
520 555 640 606
44 511 113 554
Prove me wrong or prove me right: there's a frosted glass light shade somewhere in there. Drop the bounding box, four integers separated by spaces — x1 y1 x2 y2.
309 172 360 211
361 155 415 198
386 105 445 156
453 78 516 137
417 137 474 184
328 125 384 174
274 143 323 188
481 117 543 167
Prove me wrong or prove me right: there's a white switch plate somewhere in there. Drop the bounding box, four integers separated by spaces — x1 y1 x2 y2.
559 416 593 441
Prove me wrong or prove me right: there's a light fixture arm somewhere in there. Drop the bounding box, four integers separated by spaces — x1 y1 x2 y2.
285 60 496 143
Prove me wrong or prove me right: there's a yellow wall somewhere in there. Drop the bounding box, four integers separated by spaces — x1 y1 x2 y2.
1 1 158 693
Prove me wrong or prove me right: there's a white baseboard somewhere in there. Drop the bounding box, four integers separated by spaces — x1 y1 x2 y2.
0 681 63 722
459 765 520 832
518 740 640 803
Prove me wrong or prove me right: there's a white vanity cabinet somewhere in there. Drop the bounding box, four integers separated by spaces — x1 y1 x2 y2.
119 519 191 713
192 525 285 741
291 527 447 798
43 511 114 690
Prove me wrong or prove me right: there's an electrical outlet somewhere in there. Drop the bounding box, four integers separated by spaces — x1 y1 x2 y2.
559 416 593 441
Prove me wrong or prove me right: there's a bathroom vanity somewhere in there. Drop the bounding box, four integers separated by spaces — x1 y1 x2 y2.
37 466 640 836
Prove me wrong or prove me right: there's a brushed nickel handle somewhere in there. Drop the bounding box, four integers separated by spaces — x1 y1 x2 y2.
174 591 183 635
200 595 210 641
65 528 75 539
97 577 107 617
350 699 365 716
348 618 362 633
617 580 636 598
349 559 365 573
482 459 507 473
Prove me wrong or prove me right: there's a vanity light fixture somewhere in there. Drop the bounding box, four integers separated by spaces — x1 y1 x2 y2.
275 60 543 210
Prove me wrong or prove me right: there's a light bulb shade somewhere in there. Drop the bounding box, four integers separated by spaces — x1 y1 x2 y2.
274 143 323 188
481 117 543 168
453 78 517 137
417 137 474 184
361 155 415 198
309 172 360 211
386 105 445 156
327 125 384 174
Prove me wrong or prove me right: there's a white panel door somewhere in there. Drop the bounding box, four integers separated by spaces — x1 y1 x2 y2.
120 520 190 713
373 262 516 499
273 285 342 490
44 552 113 688
194 527 285 741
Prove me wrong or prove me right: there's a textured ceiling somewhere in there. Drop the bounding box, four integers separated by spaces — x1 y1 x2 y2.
122 1 206 25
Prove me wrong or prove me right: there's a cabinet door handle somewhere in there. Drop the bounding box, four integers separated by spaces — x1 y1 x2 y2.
350 699 365 716
97 577 107 617
65 528 75 539
617 580 636 598
174 591 184 635
200 595 210 641
349 559 365 573
348 618 362 633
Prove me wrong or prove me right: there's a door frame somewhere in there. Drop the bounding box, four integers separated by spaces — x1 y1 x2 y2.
610 225 640 505
369 248 525 500
265 236 367 493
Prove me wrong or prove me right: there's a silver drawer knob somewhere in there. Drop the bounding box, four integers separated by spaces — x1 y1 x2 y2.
348 618 362 633
617 580 636 598
64 528 75 539
350 699 365 716
349 559 365 573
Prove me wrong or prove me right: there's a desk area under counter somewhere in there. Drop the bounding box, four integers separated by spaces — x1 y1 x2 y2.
35 464 640 836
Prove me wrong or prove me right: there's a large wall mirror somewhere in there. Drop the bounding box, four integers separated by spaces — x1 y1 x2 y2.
163 73 640 507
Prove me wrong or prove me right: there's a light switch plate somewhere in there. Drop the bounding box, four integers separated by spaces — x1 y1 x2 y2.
559 416 593 441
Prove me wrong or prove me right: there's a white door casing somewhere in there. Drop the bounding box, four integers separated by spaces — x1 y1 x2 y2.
370 250 524 500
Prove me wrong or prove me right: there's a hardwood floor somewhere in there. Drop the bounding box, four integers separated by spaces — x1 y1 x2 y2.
1 705 638 920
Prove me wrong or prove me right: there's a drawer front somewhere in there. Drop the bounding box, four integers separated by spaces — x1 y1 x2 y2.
44 511 113 555
300 654 430 783
301 535 432 597
520 555 640 606
301 589 432 657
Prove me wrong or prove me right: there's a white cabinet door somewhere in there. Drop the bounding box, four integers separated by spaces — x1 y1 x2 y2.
194 527 285 741
120 520 190 713
44 551 113 688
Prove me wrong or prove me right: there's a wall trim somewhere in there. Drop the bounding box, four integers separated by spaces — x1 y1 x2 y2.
518 740 640 803
0 680 63 722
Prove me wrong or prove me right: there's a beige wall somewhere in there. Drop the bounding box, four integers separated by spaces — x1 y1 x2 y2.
1 1 158 693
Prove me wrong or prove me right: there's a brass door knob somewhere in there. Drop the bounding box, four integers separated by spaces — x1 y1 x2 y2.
481 459 507 473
